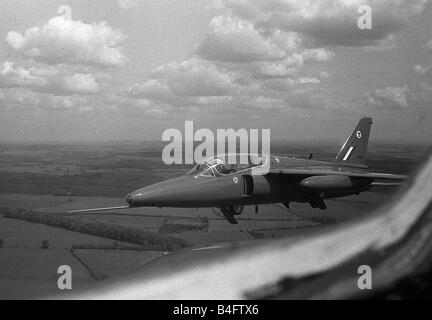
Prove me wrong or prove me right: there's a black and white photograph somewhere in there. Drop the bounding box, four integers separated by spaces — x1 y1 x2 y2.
0 0 431 305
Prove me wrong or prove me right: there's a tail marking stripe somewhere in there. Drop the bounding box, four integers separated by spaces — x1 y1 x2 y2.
343 146 354 161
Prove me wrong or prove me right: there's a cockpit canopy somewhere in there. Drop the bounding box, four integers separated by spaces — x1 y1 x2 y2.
186 154 267 177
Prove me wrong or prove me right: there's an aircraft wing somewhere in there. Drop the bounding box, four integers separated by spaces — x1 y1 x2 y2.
269 168 407 180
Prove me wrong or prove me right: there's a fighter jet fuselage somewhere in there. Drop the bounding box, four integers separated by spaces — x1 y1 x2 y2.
127 157 373 209
70 118 406 224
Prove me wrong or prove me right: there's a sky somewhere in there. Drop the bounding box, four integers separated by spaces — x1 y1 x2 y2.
0 0 431 144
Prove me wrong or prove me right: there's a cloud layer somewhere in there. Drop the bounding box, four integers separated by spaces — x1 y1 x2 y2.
220 0 428 48
123 0 429 116
1 0 431 135
6 16 126 67
0 61 101 95
367 86 410 109
0 13 129 113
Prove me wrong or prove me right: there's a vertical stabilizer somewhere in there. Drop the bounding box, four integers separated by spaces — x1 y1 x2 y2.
335 117 372 165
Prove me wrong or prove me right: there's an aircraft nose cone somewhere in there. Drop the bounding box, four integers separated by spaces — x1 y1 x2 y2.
126 176 194 207
127 182 172 207
125 193 133 205
131 187 161 206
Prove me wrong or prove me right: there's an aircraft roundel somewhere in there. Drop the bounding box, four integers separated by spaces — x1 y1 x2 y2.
356 130 362 139
233 177 239 184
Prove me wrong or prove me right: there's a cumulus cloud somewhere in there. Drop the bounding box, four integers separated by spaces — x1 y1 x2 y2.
196 15 289 62
0 61 47 88
128 59 236 100
118 0 142 10
61 73 100 94
189 5 338 108
257 62 298 78
319 71 331 79
6 16 126 67
414 64 432 80
367 86 410 109
0 87 89 111
174 7 336 111
424 39 432 50
128 79 172 101
196 14 337 65
252 48 333 79
220 0 428 48
128 0 425 115
413 64 432 91
302 49 335 62
0 61 101 95
297 77 320 84
0 87 154 114
127 9 335 112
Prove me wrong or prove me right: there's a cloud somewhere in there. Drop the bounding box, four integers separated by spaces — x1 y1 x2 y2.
257 62 298 78
367 86 410 109
192 10 335 96
126 8 336 113
128 79 172 101
6 16 126 67
220 0 428 48
252 48 333 79
319 71 331 79
414 64 430 75
0 61 101 95
61 73 100 94
413 64 432 91
0 61 47 88
126 0 422 116
128 59 237 101
196 14 337 64
302 48 335 62
118 0 142 10
414 64 432 80
0 87 88 111
297 77 320 84
425 39 432 50
196 15 289 62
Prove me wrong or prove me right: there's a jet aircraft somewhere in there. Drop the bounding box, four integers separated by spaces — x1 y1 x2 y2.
69 118 406 224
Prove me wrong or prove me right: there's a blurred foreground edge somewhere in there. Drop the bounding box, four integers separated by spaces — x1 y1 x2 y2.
65 150 432 300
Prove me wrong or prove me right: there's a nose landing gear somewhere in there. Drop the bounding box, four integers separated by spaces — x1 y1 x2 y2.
219 204 244 224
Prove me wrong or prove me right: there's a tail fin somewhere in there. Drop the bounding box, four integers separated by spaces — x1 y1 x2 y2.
335 117 372 165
